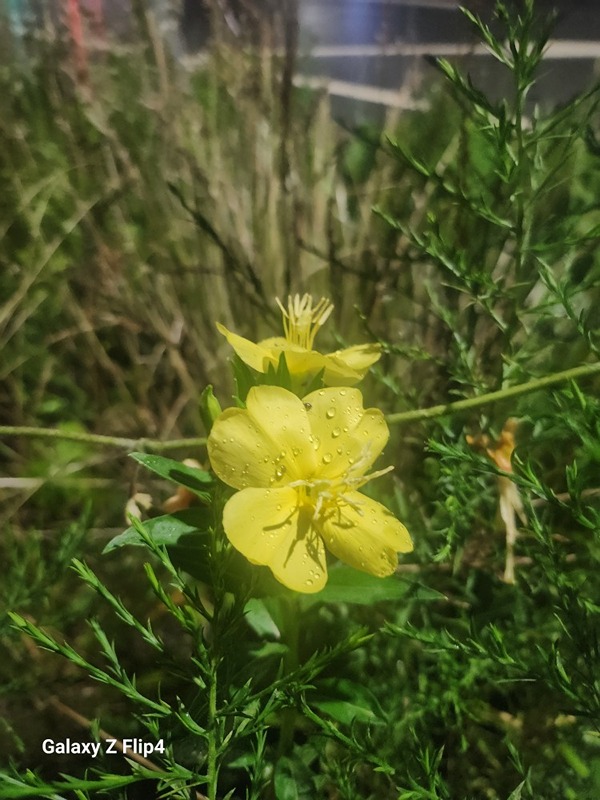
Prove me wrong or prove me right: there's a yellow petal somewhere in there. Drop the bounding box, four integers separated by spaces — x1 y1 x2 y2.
259 337 329 380
318 491 413 577
216 322 273 372
318 343 381 385
328 343 381 374
303 388 389 480
258 336 292 350
207 386 316 490
223 487 327 593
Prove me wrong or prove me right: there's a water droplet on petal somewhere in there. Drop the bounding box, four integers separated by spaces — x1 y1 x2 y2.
275 465 287 479
340 389 347 396
322 453 333 464
332 427 341 438
326 408 336 419
304 402 312 410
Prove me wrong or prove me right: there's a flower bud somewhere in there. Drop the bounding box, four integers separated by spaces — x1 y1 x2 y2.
199 385 222 434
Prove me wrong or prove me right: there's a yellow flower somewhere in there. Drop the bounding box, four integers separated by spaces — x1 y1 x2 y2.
207 385 412 593
217 294 381 387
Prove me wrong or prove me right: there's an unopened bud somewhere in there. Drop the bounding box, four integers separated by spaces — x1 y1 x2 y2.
199 385 222 434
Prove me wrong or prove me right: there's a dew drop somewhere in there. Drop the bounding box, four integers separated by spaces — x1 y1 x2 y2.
339 389 347 396
342 426 349 433
318 390 325 396
304 402 312 410
276 504 282 511
322 453 333 464
305 578 314 586
326 408 336 419
332 427 341 438
336 447 343 455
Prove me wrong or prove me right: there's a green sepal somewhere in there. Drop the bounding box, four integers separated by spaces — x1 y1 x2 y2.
264 351 292 390
231 353 258 405
301 366 326 395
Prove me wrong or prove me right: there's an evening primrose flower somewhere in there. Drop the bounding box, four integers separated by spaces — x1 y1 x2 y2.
217 293 381 387
207 385 412 593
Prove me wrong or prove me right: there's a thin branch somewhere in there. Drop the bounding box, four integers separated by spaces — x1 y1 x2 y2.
386 361 600 426
0 361 598 451
0 426 207 451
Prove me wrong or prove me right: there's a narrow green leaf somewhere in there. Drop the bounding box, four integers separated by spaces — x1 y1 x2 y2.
303 564 445 606
130 452 212 495
103 508 211 553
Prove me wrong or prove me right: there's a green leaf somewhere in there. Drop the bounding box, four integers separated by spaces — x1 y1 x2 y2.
244 598 281 639
274 756 316 800
129 452 212 497
304 564 446 606
103 508 211 553
507 779 527 800
312 678 385 725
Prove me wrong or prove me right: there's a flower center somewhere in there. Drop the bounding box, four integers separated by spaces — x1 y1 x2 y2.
276 293 334 350
289 464 393 521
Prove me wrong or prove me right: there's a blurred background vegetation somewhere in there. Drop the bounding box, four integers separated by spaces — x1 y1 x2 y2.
1 0 600 797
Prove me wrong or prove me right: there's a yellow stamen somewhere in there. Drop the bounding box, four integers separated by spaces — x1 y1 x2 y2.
276 293 334 350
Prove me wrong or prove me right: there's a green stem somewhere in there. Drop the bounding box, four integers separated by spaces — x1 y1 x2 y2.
386 361 600 426
207 657 219 800
277 597 300 758
0 426 206 451
1 362 598 449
